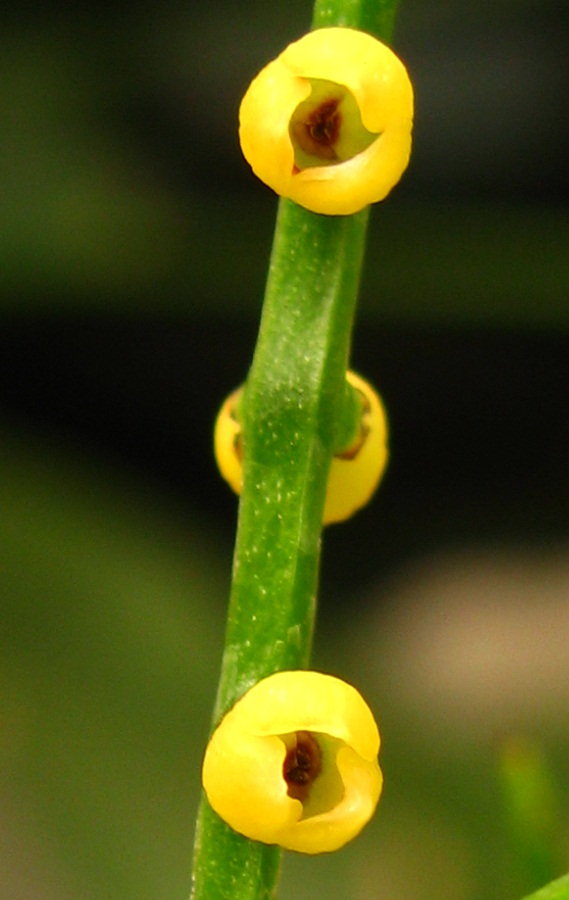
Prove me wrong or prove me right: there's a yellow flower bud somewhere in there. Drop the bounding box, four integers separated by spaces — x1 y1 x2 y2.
239 27 413 215
213 371 388 524
202 671 382 853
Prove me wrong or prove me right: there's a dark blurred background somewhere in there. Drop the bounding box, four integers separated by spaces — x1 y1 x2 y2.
2 0 569 897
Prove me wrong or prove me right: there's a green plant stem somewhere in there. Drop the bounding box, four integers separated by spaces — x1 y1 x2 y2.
213 201 369 720
190 2 400 898
191 204 367 900
312 0 398 36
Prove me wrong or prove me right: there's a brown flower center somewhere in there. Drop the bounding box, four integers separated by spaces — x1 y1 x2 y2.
289 78 378 174
283 731 322 802
291 98 342 162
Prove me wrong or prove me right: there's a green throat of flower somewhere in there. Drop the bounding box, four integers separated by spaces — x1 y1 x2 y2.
289 78 379 173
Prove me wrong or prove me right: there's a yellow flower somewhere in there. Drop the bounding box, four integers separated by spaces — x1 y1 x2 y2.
202 671 382 853
213 371 388 524
239 27 413 215
325 371 389 524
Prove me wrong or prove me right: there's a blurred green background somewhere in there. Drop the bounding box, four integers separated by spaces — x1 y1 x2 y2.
2 0 569 897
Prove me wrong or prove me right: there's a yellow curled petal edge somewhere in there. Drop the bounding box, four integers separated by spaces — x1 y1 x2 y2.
239 27 414 215
202 671 383 853
213 387 243 496
325 371 389 525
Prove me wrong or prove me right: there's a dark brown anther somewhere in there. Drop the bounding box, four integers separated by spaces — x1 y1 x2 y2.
232 430 244 463
291 98 342 161
308 99 341 147
283 731 322 802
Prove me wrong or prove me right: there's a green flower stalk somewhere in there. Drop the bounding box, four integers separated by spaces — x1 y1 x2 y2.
190 0 407 897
